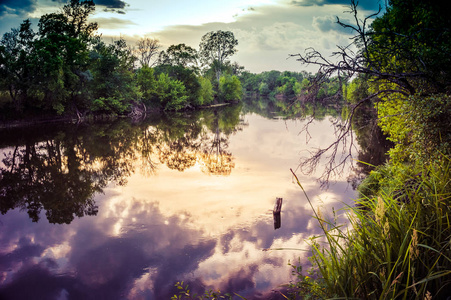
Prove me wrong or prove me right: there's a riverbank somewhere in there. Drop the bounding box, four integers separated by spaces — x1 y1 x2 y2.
288 156 451 299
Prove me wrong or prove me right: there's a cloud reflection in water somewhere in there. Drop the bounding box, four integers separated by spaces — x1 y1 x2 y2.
0 112 357 299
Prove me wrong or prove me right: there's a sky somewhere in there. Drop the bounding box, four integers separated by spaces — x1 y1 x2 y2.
0 0 384 73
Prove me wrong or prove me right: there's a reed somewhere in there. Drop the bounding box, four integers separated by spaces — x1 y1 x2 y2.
289 157 451 299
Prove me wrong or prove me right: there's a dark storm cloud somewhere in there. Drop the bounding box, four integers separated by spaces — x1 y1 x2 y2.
0 0 36 17
51 0 130 14
50 0 128 9
94 0 129 13
290 0 383 11
95 0 127 9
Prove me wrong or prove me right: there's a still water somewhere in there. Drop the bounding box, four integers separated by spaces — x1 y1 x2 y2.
0 104 357 299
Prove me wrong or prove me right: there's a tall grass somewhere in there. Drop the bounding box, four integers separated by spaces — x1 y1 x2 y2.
289 157 451 299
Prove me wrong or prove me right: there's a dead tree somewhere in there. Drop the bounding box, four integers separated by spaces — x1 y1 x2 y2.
134 37 161 67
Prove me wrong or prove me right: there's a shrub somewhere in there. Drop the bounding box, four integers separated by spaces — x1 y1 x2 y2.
218 75 242 102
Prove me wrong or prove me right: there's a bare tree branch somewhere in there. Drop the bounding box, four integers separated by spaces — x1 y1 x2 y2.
134 37 161 67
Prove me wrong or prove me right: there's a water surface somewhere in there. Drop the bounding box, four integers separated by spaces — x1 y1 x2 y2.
0 106 357 299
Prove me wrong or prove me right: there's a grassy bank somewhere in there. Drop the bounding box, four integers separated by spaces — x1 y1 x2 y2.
289 157 451 299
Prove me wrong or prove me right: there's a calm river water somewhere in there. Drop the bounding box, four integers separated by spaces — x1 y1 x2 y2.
0 104 357 299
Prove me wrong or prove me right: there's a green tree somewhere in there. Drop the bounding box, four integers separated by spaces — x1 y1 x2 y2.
258 82 270 96
158 43 198 69
199 30 238 82
0 19 36 112
196 76 214 106
369 0 451 94
154 64 201 106
136 65 157 103
154 73 188 111
219 75 242 102
89 38 137 114
36 0 98 115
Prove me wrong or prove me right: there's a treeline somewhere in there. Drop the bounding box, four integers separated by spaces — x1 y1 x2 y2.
0 0 243 121
239 70 343 101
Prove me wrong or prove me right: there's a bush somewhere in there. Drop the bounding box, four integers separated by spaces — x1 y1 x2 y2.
154 73 188 111
196 76 214 106
218 75 242 102
136 66 156 103
378 93 451 163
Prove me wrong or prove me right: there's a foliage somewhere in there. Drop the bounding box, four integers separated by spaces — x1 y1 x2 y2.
377 93 451 163
342 74 370 104
158 43 198 69
154 73 188 111
291 161 451 299
91 96 129 114
369 0 451 94
199 30 238 82
218 75 242 102
171 281 246 300
258 82 270 96
238 70 344 102
136 65 156 103
154 64 201 105
88 38 138 114
286 261 329 299
1 0 230 119
196 76 214 106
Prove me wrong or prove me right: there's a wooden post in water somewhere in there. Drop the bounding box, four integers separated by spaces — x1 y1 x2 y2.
273 197 283 213
273 197 282 230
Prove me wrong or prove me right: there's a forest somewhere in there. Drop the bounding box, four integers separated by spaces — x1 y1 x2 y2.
0 0 244 121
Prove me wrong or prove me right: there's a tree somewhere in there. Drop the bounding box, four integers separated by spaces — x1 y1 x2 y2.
0 19 36 112
136 65 156 103
61 0 97 38
219 75 242 102
158 43 198 69
154 73 188 111
135 37 160 67
31 0 98 115
196 76 214 106
199 30 238 82
89 38 137 114
288 0 451 183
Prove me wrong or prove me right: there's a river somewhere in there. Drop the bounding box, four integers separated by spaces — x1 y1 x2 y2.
0 103 358 299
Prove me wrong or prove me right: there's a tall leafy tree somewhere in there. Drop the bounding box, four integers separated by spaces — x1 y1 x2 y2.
158 43 198 69
89 38 137 114
0 19 36 112
35 0 98 115
199 30 238 82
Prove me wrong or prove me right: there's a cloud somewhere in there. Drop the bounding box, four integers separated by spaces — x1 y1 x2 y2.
290 0 383 11
92 17 136 29
313 15 353 34
94 0 128 9
0 0 37 17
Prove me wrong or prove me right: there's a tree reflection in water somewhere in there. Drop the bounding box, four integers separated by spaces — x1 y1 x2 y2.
0 105 244 224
